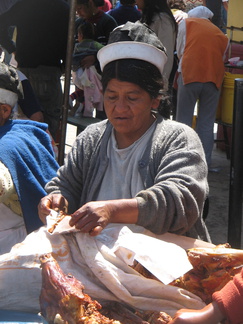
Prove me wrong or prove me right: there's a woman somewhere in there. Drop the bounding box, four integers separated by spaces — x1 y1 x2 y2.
75 0 117 48
38 22 210 243
0 22 211 316
136 0 177 83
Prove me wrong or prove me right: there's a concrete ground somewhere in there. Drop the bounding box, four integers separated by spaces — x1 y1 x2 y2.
206 143 232 246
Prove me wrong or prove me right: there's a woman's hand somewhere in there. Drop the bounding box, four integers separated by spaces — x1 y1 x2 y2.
69 201 113 236
168 302 225 324
173 10 188 24
38 194 68 224
69 199 139 236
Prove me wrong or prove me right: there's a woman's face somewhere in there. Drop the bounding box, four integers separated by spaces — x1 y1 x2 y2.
76 4 93 19
135 0 145 10
104 79 160 148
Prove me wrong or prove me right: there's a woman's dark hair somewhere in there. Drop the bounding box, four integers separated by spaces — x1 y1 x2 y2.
140 0 177 32
101 59 171 118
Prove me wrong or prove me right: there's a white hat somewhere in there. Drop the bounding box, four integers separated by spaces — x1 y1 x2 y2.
97 41 167 75
188 6 214 19
0 88 18 108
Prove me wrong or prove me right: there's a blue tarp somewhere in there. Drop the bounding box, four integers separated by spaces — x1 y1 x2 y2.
0 310 47 323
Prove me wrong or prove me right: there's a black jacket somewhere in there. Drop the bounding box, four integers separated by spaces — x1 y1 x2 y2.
0 0 70 68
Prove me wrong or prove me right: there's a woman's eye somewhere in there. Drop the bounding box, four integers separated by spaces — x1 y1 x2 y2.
128 96 138 101
108 96 117 101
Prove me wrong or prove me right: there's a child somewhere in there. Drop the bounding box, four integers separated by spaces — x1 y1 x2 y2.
70 22 104 118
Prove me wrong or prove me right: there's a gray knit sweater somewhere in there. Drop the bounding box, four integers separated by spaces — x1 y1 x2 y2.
45 115 211 242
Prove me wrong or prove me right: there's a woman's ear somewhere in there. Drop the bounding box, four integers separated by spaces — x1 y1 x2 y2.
151 98 161 110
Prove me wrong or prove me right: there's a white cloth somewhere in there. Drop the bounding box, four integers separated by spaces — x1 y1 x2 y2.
72 66 103 117
0 224 209 315
0 203 26 254
0 88 18 108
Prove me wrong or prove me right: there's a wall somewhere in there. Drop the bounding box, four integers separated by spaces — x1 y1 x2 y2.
227 0 243 42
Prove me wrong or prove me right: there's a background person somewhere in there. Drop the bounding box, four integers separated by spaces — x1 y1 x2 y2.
136 0 177 85
168 0 188 24
203 0 224 29
71 21 104 117
38 21 210 243
0 62 59 254
75 0 117 119
75 0 117 48
0 0 70 140
99 0 112 12
107 0 142 25
175 6 229 167
13 69 44 122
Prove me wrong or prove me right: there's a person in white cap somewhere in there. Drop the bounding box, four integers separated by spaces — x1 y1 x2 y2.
0 62 59 254
38 21 210 243
175 6 229 167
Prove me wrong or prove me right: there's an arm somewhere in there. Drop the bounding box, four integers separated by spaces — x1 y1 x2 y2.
135 121 208 238
222 0 228 11
169 268 243 324
212 268 243 324
168 302 225 324
39 195 139 236
18 76 44 121
173 10 188 24
176 19 186 61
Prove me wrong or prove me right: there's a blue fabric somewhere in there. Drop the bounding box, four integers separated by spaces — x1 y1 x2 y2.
0 119 59 233
0 309 45 322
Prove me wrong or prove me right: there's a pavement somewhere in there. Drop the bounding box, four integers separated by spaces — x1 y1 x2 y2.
206 143 232 246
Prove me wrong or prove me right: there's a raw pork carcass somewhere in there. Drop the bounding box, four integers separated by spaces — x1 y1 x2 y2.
170 244 243 303
132 243 243 304
39 253 172 324
39 253 121 324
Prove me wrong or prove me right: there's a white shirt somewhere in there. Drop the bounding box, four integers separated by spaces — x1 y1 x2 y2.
96 122 156 201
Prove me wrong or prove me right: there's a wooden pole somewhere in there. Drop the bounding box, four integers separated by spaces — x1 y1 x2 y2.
228 78 243 248
58 0 76 165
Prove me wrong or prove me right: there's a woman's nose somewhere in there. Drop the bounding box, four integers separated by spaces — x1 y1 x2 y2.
114 97 128 110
